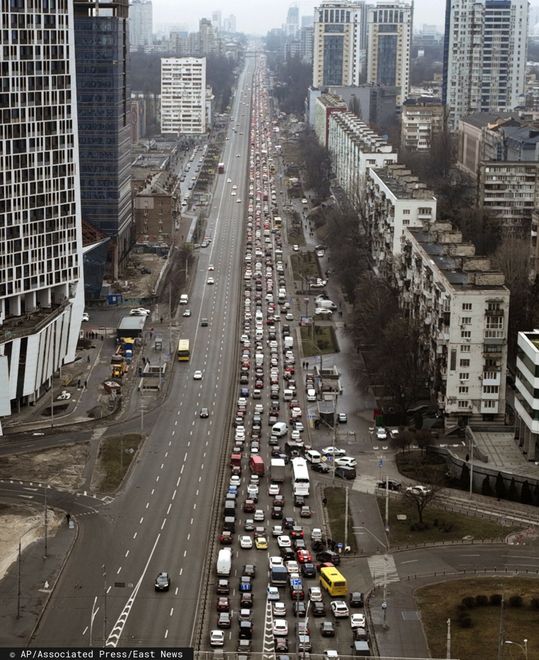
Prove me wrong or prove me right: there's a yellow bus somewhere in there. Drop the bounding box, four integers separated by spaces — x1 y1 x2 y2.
177 339 190 362
320 566 347 597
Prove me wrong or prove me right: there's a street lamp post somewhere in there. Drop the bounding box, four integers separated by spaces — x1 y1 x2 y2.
505 639 528 659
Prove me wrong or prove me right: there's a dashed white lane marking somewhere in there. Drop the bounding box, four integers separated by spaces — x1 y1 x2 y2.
169 608 174 617
172 489 177 500
125 550 129 558
167 503 172 515
161 518 167 530
164 630 169 639
139 517 144 524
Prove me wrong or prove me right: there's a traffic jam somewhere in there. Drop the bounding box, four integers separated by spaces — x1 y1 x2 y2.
207 58 371 657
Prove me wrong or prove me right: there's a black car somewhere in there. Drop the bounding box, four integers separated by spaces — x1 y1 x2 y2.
275 639 288 653
376 479 402 492
301 562 316 578
335 466 356 480
154 571 170 591
216 578 230 594
293 601 307 617
311 462 330 474
239 621 252 639
283 517 295 530
350 591 365 608
311 601 326 617
243 564 256 578
280 547 295 561
320 621 335 637
271 506 284 519
316 550 341 566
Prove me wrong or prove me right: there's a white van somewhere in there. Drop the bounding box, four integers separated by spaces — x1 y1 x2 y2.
271 422 288 437
306 388 317 402
305 449 322 464
180 294 189 305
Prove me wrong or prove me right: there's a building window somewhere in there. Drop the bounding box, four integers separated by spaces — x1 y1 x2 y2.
462 317 471 324
459 372 469 380
403 209 410 214
483 385 499 394
487 302 501 311
460 345 471 352
461 330 471 339
458 400 469 408
462 303 472 310
458 386 469 393
482 400 496 408
459 359 470 367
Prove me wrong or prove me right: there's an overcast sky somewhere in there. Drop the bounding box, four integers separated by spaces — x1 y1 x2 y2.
153 0 447 36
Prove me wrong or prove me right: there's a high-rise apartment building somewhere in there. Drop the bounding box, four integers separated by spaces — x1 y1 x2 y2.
0 0 84 419
75 0 133 276
366 1 412 105
129 0 153 51
443 0 528 130
287 4 300 36
161 58 207 134
312 1 365 88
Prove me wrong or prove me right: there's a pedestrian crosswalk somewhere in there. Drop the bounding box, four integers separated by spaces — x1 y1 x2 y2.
367 554 400 587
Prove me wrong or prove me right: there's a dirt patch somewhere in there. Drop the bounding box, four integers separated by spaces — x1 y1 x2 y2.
92 433 143 494
0 505 63 581
0 444 89 491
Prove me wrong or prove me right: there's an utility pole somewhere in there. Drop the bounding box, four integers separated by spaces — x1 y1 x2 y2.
344 486 349 549
469 432 474 499
43 481 48 558
50 377 54 429
102 564 108 645
385 475 390 533
497 594 505 660
446 618 451 659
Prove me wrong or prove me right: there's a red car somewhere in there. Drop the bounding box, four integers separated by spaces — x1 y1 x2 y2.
217 596 230 612
219 531 233 545
290 526 304 539
296 549 313 564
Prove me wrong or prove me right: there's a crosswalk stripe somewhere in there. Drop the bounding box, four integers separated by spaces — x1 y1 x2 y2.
367 554 400 586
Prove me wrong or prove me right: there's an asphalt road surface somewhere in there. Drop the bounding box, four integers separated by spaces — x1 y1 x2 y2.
30 57 256 648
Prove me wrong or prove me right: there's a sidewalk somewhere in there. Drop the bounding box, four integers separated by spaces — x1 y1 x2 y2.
0 516 76 646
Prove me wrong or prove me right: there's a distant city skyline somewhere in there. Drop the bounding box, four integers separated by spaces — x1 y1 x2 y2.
151 0 451 36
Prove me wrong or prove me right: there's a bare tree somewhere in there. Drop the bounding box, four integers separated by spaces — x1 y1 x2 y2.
491 235 539 362
402 483 442 525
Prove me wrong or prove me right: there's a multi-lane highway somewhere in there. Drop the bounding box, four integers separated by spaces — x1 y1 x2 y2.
30 56 257 648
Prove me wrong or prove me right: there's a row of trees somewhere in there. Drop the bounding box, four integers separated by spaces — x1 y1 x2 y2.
271 56 312 116
297 128 332 202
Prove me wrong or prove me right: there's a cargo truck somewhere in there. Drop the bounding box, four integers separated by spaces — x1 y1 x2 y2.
270 457 286 483
249 455 265 476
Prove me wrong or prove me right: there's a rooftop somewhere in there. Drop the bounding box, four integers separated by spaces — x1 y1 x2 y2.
406 224 507 292
331 111 395 154
403 96 443 107
460 112 515 129
372 163 435 200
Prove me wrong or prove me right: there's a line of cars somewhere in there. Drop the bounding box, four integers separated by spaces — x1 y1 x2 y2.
209 57 371 658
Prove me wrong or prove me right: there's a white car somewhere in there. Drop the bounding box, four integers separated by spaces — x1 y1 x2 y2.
331 601 350 618
182 309 191 317
314 307 333 317
247 484 259 498
285 560 299 574
272 525 283 537
227 178 232 183
376 427 387 440
406 485 432 496
350 613 366 629
207 277 215 285
230 475 241 487
272 619 288 636
210 630 224 647
129 307 150 316
208 264 215 271
231 191 237 196
254 509 265 521
56 390 71 401
193 370 203 380
268 484 280 496
302 198 308 204
308 587 323 602
267 586 280 601
277 535 291 548
82 312 89 322
269 556 284 569
272 601 287 617
322 446 347 457
335 456 357 468
292 244 299 252
239 535 253 549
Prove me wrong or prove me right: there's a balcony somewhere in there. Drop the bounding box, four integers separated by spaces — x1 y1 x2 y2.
482 370 501 385
0 301 69 344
